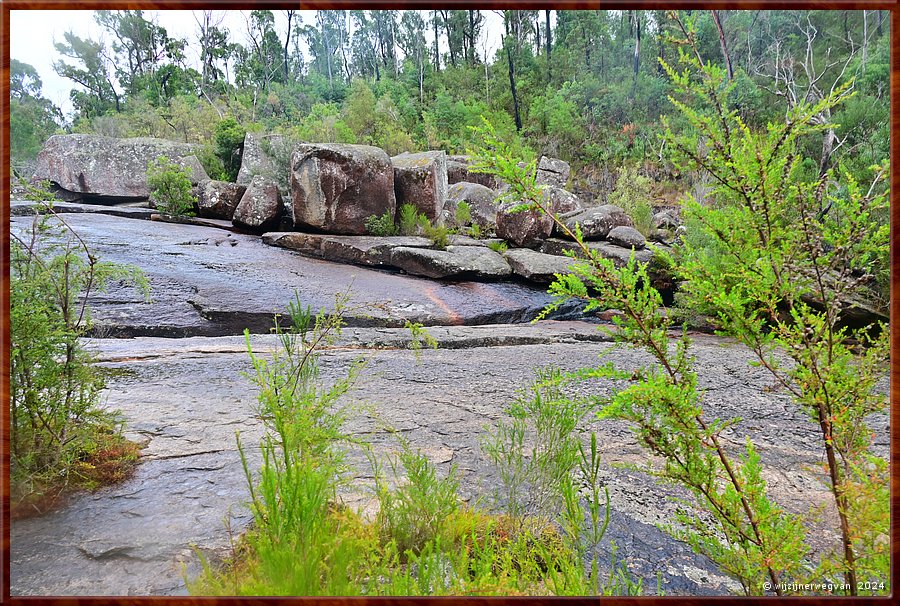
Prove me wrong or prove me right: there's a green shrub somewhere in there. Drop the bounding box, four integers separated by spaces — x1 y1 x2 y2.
375 444 461 557
365 211 398 236
487 240 508 253
465 32 888 597
661 40 889 594
607 164 654 237
147 155 197 216
398 203 421 236
421 220 450 250
215 117 246 182
191 293 647 596
10 205 148 511
197 144 228 181
454 201 472 227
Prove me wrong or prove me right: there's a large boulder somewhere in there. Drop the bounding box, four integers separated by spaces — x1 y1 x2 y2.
445 182 497 229
607 225 646 250
33 134 208 202
504 248 574 284
263 232 431 267
653 209 680 230
236 133 298 196
290 143 396 235
542 186 584 215
390 245 512 280
392 151 448 222
196 180 247 220
536 156 571 188
496 202 554 248
447 155 499 189
560 204 634 240
540 238 653 267
233 175 282 230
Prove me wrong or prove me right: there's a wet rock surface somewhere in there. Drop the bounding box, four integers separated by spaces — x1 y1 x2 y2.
11 200 156 220
10 211 581 336
11 323 887 596
389 245 512 280
503 247 575 283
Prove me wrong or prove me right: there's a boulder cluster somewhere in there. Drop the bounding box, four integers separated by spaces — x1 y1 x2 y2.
32 133 678 285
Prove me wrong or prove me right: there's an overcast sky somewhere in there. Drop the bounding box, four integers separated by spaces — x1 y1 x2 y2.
10 9 509 119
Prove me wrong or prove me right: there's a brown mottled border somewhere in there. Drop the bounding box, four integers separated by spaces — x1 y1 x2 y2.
0 0 896 604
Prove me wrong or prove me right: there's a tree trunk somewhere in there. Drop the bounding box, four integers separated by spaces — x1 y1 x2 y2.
283 10 294 82
390 16 399 77
818 107 835 178
440 10 456 67
545 10 552 82
582 23 590 67
433 12 440 72
468 10 476 65
656 10 666 76
630 14 641 97
418 50 424 104
506 42 522 132
711 10 734 81
861 11 868 71
322 19 334 93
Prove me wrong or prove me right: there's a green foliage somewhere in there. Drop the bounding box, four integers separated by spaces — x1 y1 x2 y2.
467 33 889 596
146 155 197 216
662 44 889 594
404 320 438 360
196 144 228 181
420 219 450 250
344 79 416 155
292 102 356 144
607 164 654 236
398 203 421 236
453 201 472 227
10 205 148 509
192 293 646 596
16 178 57 202
526 84 585 159
364 212 398 237
374 443 461 557
214 117 246 181
487 240 508 254
482 369 642 596
10 60 61 166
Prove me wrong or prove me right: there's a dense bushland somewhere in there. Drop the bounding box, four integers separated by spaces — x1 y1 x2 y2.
12 10 889 208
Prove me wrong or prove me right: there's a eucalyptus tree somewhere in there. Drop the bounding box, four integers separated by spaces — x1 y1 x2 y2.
9 59 62 166
397 10 429 103
53 31 121 116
